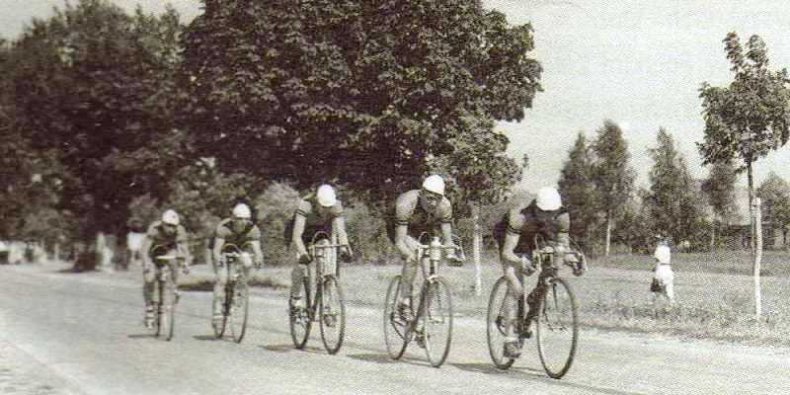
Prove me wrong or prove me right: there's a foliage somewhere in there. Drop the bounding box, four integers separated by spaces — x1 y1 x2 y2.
558 132 599 250
646 129 707 246
702 161 739 225
756 172 790 240
6 0 187 237
179 0 541 204
591 120 635 254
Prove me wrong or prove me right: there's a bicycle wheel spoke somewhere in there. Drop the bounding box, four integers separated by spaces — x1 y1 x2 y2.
487 277 516 369
383 276 408 360
422 278 453 368
319 276 345 354
536 277 578 379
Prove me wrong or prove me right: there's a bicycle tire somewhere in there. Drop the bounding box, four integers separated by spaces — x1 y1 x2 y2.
487 276 515 370
229 278 249 343
213 283 229 339
154 278 165 338
289 276 312 349
536 276 578 379
383 275 408 360
319 275 345 354
421 276 453 368
165 272 177 341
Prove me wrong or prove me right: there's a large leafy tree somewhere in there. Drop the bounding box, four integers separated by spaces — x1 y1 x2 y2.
698 32 790 316
756 172 790 247
180 0 542 204
7 0 188 237
558 132 598 250
646 129 705 247
591 120 635 256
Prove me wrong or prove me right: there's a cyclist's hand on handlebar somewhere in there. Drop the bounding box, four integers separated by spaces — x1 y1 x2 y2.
446 250 464 267
339 246 354 263
298 253 312 265
521 255 537 275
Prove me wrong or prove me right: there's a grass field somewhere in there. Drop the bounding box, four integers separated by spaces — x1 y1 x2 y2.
181 250 790 347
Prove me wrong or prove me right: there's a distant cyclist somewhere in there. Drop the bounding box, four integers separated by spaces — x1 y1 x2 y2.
140 209 191 328
387 175 460 322
211 203 264 330
287 184 352 316
494 187 585 358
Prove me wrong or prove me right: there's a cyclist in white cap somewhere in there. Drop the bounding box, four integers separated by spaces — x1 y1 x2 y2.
140 209 191 328
211 202 264 329
387 175 460 322
493 186 585 358
287 184 352 316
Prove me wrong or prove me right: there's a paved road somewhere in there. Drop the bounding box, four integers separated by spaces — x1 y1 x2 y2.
1 263 788 395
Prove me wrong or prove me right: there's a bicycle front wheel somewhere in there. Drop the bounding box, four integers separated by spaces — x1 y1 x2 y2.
319 275 346 354
487 276 515 370
536 276 579 379
229 280 249 343
383 275 408 360
289 276 312 349
421 277 453 368
164 277 177 341
213 285 229 339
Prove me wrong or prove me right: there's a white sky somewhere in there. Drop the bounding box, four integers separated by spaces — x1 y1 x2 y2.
3 0 790 192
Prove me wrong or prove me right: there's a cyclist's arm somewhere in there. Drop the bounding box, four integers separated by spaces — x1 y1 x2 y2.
212 237 225 264
176 226 191 265
500 232 522 265
140 235 153 268
250 239 264 266
394 224 415 261
333 216 349 246
291 212 309 258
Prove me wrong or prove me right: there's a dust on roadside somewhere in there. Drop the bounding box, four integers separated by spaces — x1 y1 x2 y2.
0 341 82 395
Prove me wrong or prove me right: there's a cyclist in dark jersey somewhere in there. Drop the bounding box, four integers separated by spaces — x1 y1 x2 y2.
388 175 460 321
287 185 351 315
495 187 584 358
140 209 191 328
211 203 264 329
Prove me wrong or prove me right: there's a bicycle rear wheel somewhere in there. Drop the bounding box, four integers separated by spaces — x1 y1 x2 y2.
536 277 578 379
487 276 515 370
289 276 312 349
421 277 453 368
383 275 408 360
319 275 345 354
229 280 249 343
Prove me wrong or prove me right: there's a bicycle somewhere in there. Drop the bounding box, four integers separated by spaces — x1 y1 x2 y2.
289 231 348 354
148 245 189 341
487 235 583 379
213 243 256 343
383 234 464 368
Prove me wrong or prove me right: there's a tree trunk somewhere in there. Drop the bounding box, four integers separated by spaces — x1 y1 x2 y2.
472 203 482 297
604 210 612 256
710 220 717 250
753 198 763 318
747 160 755 253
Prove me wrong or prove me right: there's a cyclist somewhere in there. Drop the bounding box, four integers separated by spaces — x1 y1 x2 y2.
494 186 585 358
211 203 264 330
387 175 460 322
287 184 352 316
140 209 191 328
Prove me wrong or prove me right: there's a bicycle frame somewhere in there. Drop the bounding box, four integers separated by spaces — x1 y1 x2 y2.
303 231 345 319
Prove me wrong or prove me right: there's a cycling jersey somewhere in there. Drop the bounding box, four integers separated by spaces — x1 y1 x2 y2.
494 199 569 253
145 220 188 249
214 217 261 248
285 193 344 245
386 189 453 242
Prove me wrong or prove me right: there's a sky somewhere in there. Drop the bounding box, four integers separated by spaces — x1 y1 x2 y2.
3 0 790 192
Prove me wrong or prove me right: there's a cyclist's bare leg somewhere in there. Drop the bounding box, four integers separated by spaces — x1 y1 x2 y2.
398 235 421 304
212 254 228 321
290 259 308 298
142 264 156 325
502 260 524 338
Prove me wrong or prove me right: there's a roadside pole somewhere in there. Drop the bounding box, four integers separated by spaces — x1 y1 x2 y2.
753 198 763 318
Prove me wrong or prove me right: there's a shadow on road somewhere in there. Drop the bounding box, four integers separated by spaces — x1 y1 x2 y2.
127 333 155 339
193 335 219 341
346 352 429 367
451 362 642 395
260 344 324 354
